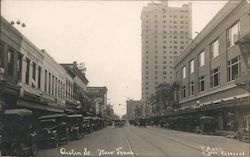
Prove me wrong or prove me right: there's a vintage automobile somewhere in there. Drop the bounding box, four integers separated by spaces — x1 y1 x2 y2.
36 118 60 147
83 117 93 134
67 114 85 140
114 119 124 128
37 113 69 147
138 117 148 127
200 116 217 135
1 109 38 156
92 117 103 131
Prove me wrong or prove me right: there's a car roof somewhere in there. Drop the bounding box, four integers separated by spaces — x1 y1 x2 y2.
67 114 83 118
4 109 32 117
39 113 67 119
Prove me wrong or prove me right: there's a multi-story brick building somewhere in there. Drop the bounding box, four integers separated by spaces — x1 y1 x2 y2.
86 87 108 117
126 100 143 120
141 2 192 102
174 0 250 132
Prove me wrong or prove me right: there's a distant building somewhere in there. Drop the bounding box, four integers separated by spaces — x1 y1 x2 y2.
60 61 89 114
126 100 143 120
87 86 108 117
141 2 192 102
174 0 250 132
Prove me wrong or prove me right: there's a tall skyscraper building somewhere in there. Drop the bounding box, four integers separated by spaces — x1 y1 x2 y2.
141 2 192 101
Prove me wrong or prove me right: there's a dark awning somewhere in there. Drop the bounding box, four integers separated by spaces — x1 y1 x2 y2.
17 99 64 113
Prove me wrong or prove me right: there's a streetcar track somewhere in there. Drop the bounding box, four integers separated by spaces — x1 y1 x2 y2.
148 126 248 155
123 131 136 157
127 127 171 157
142 127 220 157
150 127 220 146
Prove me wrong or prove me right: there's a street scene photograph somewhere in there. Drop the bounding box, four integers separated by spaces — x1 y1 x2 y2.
0 0 249 157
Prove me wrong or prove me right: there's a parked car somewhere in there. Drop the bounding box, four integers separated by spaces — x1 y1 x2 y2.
37 118 60 148
67 114 85 140
83 117 93 134
38 114 69 147
200 116 216 135
92 117 103 130
1 109 38 156
114 119 124 128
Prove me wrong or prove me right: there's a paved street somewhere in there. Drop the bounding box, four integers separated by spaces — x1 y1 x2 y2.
36 124 249 157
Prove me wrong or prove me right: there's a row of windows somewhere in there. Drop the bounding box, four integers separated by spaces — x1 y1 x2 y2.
181 21 240 79
181 56 241 98
144 35 189 39
145 50 179 55
144 75 173 80
144 30 189 35
145 60 174 66
145 65 174 69
0 40 74 101
43 69 73 100
145 24 189 29
144 45 185 50
145 40 188 45
145 14 188 18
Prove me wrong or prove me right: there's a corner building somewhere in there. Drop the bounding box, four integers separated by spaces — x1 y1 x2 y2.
141 2 192 102
174 0 250 132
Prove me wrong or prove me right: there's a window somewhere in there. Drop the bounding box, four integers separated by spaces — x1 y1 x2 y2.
38 66 41 89
228 56 241 81
32 62 36 81
7 49 14 76
199 75 205 92
182 86 186 98
25 58 30 84
211 67 220 88
227 21 240 48
44 70 47 92
199 51 205 67
190 59 194 73
190 81 194 95
52 75 54 95
182 66 186 79
58 80 61 98
55 78 57 97
17 54 23 81
31 63 36 88
49 73 51 94
0 41 4 67
211 39 219 58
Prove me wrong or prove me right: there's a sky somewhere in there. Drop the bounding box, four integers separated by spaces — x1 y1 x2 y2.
1 0 227 116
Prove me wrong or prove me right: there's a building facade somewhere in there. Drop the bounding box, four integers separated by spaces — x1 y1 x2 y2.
174 0 250 132
126 100 143 120
141 2 192 102
0 16 90 117
86 87 108 117
60 61 89 114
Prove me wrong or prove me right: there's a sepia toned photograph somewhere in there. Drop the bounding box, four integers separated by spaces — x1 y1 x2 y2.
0 0 249 156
